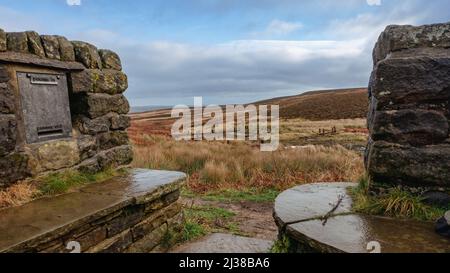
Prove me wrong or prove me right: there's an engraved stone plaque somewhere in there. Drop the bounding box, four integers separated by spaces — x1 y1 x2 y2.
18 72 72 143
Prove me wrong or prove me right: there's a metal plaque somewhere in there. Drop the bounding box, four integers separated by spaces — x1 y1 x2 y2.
18 72 72 143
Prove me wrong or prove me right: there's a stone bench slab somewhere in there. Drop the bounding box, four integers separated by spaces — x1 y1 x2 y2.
0 168 186 252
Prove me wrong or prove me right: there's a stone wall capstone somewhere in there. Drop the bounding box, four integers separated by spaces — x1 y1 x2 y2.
0 27 132 188
366 22 450 189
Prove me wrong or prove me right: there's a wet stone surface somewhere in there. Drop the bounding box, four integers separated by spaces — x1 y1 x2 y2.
171 233 273 253
274 183 450 253
274 182 354 224
0 169 186 252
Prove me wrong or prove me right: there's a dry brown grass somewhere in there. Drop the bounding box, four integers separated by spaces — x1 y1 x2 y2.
0 182 38 209
131 134 364 193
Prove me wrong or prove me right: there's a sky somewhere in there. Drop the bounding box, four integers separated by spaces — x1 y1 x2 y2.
0 0 449 106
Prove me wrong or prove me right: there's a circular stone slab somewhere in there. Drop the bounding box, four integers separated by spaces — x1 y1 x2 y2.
274 182 355 225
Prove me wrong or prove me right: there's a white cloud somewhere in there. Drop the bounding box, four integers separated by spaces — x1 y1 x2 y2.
252 19 303 38
367 0 382 6
66 0 81 6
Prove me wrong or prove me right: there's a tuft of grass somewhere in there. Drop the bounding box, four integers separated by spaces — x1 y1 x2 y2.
270 235 293 253
182 222 206 242
183 188 280 203
38 168 127 196
0 182 38 209
351 176 449 222
179 205 239 243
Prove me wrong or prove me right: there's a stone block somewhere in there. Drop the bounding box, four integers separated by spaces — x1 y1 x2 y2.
374 23 450 65
74 158 100 174
41 35 61 60
0 65 8 83
107 206 145 237
30 140 80 172
77 135 98 160
26 31 45 57
371 55 450 106
72 41 102 69
6 32 28 53
0 28 6 52
0 153 30 188
366 141 450 187
0 114 16 156
74 115 110 135
126 223 167 253
370 109 449 146
56 36 75 62
0 83 15 114
70 69 128 95
97 131 129 150
110 114 130 130
71 93 130 119
98 49 122 70
88 229 133 253
97 145 133 170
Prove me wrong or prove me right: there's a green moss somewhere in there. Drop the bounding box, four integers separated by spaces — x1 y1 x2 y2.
351 176 449 222
270 235 293 253
37 168 127 196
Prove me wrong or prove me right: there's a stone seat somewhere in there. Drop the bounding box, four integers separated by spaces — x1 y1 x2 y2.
274 183 450 253
0 168 186 253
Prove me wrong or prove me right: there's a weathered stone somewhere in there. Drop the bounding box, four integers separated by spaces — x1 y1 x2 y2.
0 83 15 114
56 36 75 62
74 158 100 174
126 223 167 253
30 140 80 172
25 31 45 57
41 35 61 60
97 131 129 150
370 109 449 146
366 141 450 187
72 227 107 251
171 233 273 254
70 69 128 95
71 93 130 119
98 49 122 70
0 153 30 188
110 114 130 130
436 214 450 238
77 135 98 160
0 29 6 52
374 23 450 65
0 169 186 252
74 115 110 135
72 41 102 69
107 206 145 237
0 51 85 71
422 191 450 208
97 145 133 170
0 115 16 156
274 183 354 225
0 65 8 83
88 229 133 253
6 32 28 53
371 54 450 107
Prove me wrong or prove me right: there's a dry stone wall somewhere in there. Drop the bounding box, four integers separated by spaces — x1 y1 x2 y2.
0 28 132 188
366 22 450 189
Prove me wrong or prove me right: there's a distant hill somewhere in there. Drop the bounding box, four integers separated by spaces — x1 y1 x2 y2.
254 88 368 120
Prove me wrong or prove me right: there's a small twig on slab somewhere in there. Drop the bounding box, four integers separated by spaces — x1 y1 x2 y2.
321 194 345 226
